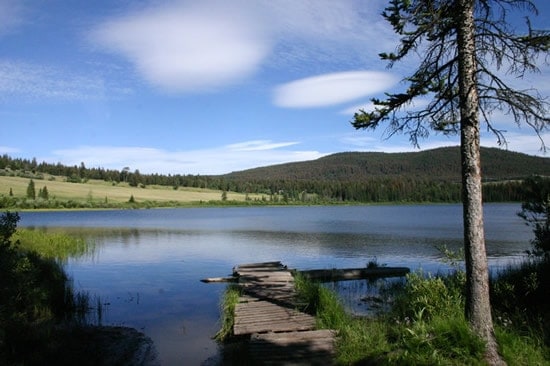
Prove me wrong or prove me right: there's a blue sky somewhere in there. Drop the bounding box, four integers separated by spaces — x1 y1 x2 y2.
1 0 548 175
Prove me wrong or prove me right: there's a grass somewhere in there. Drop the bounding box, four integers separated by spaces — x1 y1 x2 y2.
1 213 105 364
214 285 242 342
275 270 550 364
0 174 259 206
14 228 93 261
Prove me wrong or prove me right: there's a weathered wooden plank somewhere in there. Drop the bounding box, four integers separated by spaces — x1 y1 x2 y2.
251 329 336 342
235 261 284 269
235 316 316 328
234 308 301 316
235 317 315 327
227 261 337 363
234 321 316 335
238 268 288 273
234 312 313 322
251 340 334 352
234 312 315 323
242 290 296 300
249 330 336 365
234 299 316 335
239 273 293 281
236 300 295 307
235 307 314 322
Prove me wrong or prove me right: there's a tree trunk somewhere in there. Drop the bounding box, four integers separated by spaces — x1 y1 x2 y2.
455 0 504 364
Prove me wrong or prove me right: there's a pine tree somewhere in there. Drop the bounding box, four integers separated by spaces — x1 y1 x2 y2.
26 179 36 200
39 186 49 200
352 1 549 363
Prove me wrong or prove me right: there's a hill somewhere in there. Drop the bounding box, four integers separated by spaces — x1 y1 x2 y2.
1 146 548 205
223 146 549 183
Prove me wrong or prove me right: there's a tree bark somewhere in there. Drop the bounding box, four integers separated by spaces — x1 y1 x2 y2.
455 0 504 364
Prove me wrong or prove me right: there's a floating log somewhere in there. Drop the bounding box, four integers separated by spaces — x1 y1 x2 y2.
201 265 410 283
297 266 410 282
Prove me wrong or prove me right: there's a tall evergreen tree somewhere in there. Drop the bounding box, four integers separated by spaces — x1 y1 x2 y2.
39 186 49 200
352 1 549 364
26 179 36 200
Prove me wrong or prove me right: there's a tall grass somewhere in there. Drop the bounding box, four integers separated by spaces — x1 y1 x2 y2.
1 214 104 364
14 228 94 261
214 285 242 342
294 273 391 363
293 269 550 365
490 257 550 362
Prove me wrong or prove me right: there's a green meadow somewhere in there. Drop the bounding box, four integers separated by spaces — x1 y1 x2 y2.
0 174 259 207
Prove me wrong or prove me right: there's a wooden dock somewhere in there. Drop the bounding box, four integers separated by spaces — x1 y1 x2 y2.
232 261 337 365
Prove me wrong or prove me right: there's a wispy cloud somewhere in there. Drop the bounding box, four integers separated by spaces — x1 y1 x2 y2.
341 97 435 116
273 71 399 108
227 140 299 152
480 131 549 156
0 60 131 102
265 0 393 66
88 0 393 94
340 132 459 153
341 102 377 116
342 128 548 157
0 0 25 37
48 140 328 175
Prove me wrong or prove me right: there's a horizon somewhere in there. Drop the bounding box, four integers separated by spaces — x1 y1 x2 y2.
3 144 547 177
1 1 548 175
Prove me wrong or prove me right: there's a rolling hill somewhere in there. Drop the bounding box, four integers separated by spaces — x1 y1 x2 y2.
223 146 549 183
1 146 548 205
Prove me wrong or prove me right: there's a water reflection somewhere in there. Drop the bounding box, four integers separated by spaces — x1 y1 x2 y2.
18 204 533 365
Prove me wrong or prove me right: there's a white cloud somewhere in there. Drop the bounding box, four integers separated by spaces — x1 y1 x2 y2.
341 101 377 116
341 127 549 157
481 130 549 156
341 96 438 116
49 141 328 175
340 133 459 153
89 2 270 93
273 71 399 108
227 140 299 152
88 0 394 94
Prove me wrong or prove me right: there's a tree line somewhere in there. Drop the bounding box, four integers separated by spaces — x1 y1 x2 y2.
0 153 537 204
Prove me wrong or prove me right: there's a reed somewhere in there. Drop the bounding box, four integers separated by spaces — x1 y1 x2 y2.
214 285 242 342
14 228 93 261
1 213 104 363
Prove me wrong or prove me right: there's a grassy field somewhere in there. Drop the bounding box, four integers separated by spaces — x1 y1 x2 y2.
0 175 257 204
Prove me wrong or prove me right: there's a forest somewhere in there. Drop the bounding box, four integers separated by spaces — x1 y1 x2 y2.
1 146 548 204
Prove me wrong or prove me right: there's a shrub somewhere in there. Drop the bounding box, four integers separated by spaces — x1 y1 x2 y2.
518 175 550 259
392 271 464 322
0 211 96 363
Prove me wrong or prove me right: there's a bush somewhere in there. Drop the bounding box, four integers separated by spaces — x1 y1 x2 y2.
491 259 550 347
391 271 465 322
518 175 550 259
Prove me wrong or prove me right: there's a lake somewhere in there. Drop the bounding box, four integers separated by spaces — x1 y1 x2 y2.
19 203 532 365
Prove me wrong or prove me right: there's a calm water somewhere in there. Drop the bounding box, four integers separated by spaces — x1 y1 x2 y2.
19 204 531 365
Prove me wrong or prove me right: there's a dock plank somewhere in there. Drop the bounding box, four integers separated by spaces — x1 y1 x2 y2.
250 330 336 365
230 262 336 363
